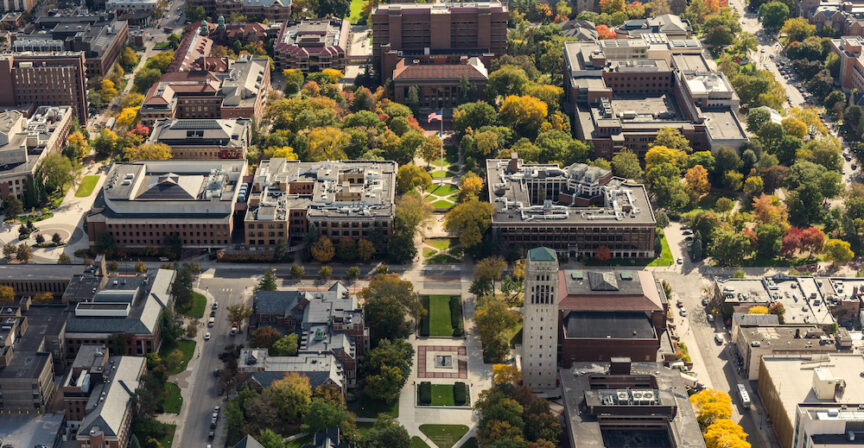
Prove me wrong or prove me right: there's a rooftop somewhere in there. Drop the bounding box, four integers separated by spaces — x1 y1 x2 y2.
739 325 836 352
562 311 656 339
559 270 665 311
0 106 72 180
78 356 145 438
393 57 488 81
0 305 67 380
716 275 836 326
0 412 64 448
0 263 87 281
239 349 344 390
149 118 250 149
276 18 348 57
372 2 507 13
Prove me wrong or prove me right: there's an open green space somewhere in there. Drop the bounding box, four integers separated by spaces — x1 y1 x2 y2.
177 292 207 318
75 176 100 197
158 340 196 375
428 184 458 197
160 382 182 413
154 42 172 50
158 424 176 447
286 434 314 448
347 394 399 418
584 234 673 267
432 199 456 209
412 437 432 448
428 239 452 251
682 191 737 214
647 234 674 267
459 438 478 448
423 247 439 258
348 0 367 24
429 168 460 179
419 425 470 448
426 253 460 264
357 421 375 436
428 295 454 337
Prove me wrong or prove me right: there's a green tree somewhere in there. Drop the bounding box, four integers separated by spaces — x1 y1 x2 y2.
257 268 278 291
359 415 410 448
746 108 772 133
360 275 422 345
318 265 332 280
304 398 348 434
755 224 785 258
486 65 529 100
271 334 299 356
474 300 520 362
257 429 285 448
227 304 253 326
361 339 414 403
444 198 494 251
709 230 752 266
265 372 312 422
396 164 433 194
291 263 305 280
653 127 692 153
2 196 22 220
37 154 75 193
759 1 789 30
611 150 643 179
453 102 497 135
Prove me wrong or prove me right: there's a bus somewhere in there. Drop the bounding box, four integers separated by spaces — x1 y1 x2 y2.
737 384 751 409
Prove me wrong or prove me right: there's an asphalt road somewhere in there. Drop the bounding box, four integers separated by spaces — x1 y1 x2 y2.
174 276 257 448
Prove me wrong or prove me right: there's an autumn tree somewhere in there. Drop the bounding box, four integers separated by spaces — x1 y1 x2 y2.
685 165 711 204
748 306 770 314
124 143 172 161
305 126 349 161
115 107 139 130
250 326 282 349
690 389 733 427
703 418 750 448
227 304 253 326
492 364 522 384
653 127 692 153
458 171 484 202
265 372 312 422
824 239 854 266
752 194 788 226
0 285 14 303
396 164 432 194
419 136 443 167
645 145 688 171
444 198 493 252
595 246 612 262
311 236 335 263
498 95 548 139
474 300 520 362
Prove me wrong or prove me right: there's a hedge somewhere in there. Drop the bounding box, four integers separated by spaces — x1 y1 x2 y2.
454 382 467 405
449 296 464 337
420 296 430 337
419 382 432 405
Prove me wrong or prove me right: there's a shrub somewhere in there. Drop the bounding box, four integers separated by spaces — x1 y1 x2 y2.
449 296 464 337
419 382 432 405
454 382 467 405
420 296 430 337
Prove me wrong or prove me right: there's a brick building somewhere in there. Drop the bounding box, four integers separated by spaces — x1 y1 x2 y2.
391 57 488 109
186 0 292 23
0 264 91 298
486 156 656 259
274 18 349 72
830 36 864 91
139 54 269 126
0 0 35 13
244 159 396 251
86 160 247 250
0 106 72 200
371 2 507 81
0 52 88 124
149 118 250 160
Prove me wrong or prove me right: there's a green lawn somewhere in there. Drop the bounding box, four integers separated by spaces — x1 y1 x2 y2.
430 384 455 406
347 0 367 23
428 295 453 337
412 437 432 448
428 239 452 251
158 424 176 447
428 184 458 197
426 253 461 264
286 435 314 448
681 191 737 214
161 382 182 413
178 292 206 318
159 340 196 375
75 176 100 197
423 247 439 258
459 438 478 448
348 394 399 418
357 422 375 436
419 425 470 448
647 234 674 267
432 199 456 209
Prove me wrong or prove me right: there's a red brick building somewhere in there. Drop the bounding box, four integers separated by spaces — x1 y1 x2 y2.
392 56 488 109
186 0 292 23
274 18 350 72
0 52 88 124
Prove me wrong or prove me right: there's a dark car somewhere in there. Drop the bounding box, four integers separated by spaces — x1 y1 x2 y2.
210 310 216 317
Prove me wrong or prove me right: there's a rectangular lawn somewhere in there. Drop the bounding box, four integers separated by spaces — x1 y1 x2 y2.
159 340 196 375
420 425 469 448
161 382 182 413
75 176 100 197
348 394 399 418
428 295 454 337
178 292 206 318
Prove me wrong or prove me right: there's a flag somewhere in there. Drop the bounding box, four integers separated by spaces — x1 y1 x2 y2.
427 110 443 123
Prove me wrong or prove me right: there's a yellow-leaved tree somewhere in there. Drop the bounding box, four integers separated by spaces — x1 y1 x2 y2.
115 107 139 130
123 142 172 161
492 364 522 384
689 389 732 427
703 418 751 448
748 306 770 314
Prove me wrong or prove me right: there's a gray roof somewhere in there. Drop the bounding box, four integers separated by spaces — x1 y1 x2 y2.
78 356 145 438
234 435 266 448
562 311 656 339
0 264 87 281
302 428 352 448
587 272 619 291
255 290 302 316
0 305 68 380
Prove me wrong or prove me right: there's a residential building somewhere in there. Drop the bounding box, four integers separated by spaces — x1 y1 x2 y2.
148 118 250 160
186 0 293 23
0 105 72 199
560 358 706 448
614 14 692 38
64 269 175 357
0 52 88 124
86 160 247 250
20 15 129 78
713 275 837 327
371 2 508 80
522 247 560 391
802 0 864 37
564 35 746 158
735 325 842 380
72 353 146 448
238 349 346 395
758 354 864 448
139 54 270 126
558 270 668 364
391 57 488 109
274 18 349 72
0 263 92 298
830 36 864 91
0 304 68 412
244 159 396 251
486 156 656 259
0 0 35 13
250 282 368 387
302 428 353 448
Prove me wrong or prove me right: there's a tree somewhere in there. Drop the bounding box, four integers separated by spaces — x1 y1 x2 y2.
361 275 422 344
266 372 312 422
611 150 643 179
756 224 785 258
781 17 815 43
38 154 75 193
492 364 522 384
250 326 282 349
2 196 22 220
474 300 520 362
523 84 563 110
304 398 348 434
257 429 285 448
396 164 432 194
645 146 688 170
685 165 711 204
746 108 772 133
453 102 497 136
749 305 770 314
498 95 548 139
801 226 826 253
58 253 72 264
781 117 807 139
359 415 410 448
709 230 751 266
338 237 357 262
459 171 484 202
257 268 278 291
271 333 299 356
704 419 750 448
291 263 305 280
0 285 14 303
362 339 414 403
419 136 443 168
824 239 854 266
474 257 508 297
487 66 530 100
124 143 172 161
311 236 335 263
759 1 789 30
690 389 733 427
347 266 361 280
654 127 692 153
134 260 147 273
318 265 332 280
305 127 349 161
15 243 31 263
227 304 253 326
445 198 493 251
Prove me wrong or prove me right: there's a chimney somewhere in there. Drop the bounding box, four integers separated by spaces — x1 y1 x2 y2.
508 152 520 173
610 357 631 375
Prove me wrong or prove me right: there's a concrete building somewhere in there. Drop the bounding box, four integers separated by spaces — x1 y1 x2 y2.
486 156 656 259
830 36 864 92
139 54 270 126
0 0 35 13
392 57 488 109
522 247 560 391
20 15 129 78
614 14 692 38
758 354 864 448
564 35 746 159
560 358 706 448
186 0 293 23
105 0 157 15
558 270 667 364
735 325 842 380
244 159 396 251
86 160 247 250
238 349 346 395
148 118 250 160
0 52 88 124
713 275 837 328
0 304 68 412
0 264 92 298
371 2 508 81
250 282 367 388
274 18 349 72
0 105 72 199
64 269 175 357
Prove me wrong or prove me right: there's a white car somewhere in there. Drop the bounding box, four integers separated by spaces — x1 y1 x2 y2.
204 332 211 341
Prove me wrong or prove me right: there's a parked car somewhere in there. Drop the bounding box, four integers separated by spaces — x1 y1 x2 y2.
210 310 216 317
701 298 709 306
677 258 683 265
677 300 684 308
715 333 725 344
707 314 715 323
204 332 211 341
680 308 687 316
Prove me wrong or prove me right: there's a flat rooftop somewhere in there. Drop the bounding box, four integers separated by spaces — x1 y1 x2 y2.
562 311 655 339
612 94 682 121
739 325 836 352
701 109 747 141
0 412 64 447
671 53 711 72
0 305 67 380
0 264 87 281
718 275 835 325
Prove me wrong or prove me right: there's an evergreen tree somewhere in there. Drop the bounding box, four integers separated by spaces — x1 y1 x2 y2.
691 230 703 261
257 268 278 291
406 86 420 113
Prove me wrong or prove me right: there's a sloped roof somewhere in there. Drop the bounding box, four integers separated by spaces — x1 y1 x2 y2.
588 272 619 291
392 58 488 81
234 435 266 448
528 247 557 262
78 356 145 438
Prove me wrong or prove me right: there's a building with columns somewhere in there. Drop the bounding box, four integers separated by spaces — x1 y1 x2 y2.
521 247 560 390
